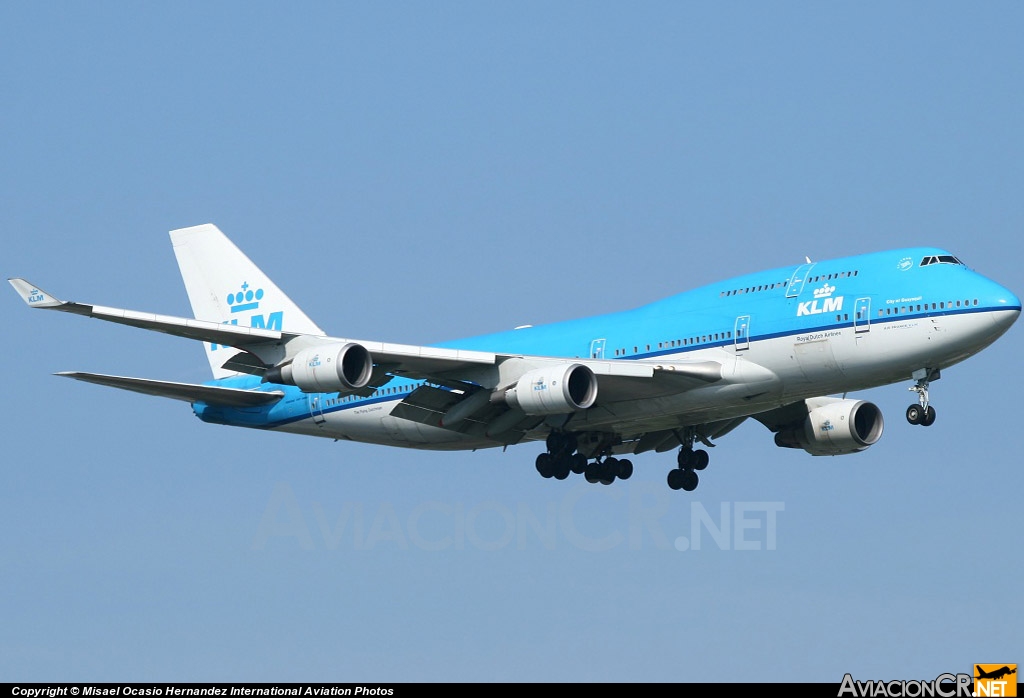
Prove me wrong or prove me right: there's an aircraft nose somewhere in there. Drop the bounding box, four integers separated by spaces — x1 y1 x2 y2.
991 284 1021 332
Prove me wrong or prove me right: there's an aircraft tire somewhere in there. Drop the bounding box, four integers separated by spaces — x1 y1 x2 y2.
601 458 620 483
554 453 572 479
536 453 554 478
692 450 709 471
617 459 633 480
570 453 588 474
667 468 684 490
681 470 699 492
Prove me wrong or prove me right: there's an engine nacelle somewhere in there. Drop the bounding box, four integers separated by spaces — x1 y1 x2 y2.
774 398 884 456
273 343 374 394
504 363 598 415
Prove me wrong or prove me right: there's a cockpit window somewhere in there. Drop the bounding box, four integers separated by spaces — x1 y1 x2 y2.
920 255 963 266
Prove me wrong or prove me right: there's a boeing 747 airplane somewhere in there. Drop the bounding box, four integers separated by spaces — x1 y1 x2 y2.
10 225 1020 491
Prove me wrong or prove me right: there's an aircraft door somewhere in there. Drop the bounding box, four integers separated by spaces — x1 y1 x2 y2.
589 338 606 359
854 297 871 333
309 393 326 426
734 316 750 351
786 263 816 298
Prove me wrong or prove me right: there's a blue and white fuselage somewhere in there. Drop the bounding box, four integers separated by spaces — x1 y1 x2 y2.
194 247 1018 449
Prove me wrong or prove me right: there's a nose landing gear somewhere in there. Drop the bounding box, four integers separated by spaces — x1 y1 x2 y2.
906 369 940 427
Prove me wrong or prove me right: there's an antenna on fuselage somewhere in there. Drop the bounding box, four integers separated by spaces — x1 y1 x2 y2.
805 256 813 263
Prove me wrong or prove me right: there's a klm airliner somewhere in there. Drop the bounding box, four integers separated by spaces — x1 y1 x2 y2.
10 224 1020 491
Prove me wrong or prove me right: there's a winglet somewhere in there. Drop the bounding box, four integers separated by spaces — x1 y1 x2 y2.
8 278 65 308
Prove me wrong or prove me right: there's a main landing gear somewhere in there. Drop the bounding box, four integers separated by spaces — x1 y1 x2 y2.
536 429 712 492
667 427 710 491
906 369 939 427
667 448 708 492
534 431 633 485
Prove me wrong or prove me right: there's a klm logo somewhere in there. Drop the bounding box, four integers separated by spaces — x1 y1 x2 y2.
820 419 835 433
308 354 321 368
797 283 844 317
28 288 45 303
532 377 548 392
211 282 283 351
228 282 264 312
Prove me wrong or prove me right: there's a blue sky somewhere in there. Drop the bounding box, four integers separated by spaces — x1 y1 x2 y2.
2 2 1021 682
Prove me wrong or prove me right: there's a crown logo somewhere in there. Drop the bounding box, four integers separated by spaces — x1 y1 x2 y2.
813 283 836 299
227 281 264 313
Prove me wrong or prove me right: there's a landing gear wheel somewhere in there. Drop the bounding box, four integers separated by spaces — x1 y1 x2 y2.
617 459 633 480
681 470 699 492
667 468 684 491
906 405 923 425
677 449 693 468
584 463 601 484
535 453 554 478
553 454 571 480
570 453 588 474
692 449 709 471
546 431 577 454
599 457 618 485
921 406 936 426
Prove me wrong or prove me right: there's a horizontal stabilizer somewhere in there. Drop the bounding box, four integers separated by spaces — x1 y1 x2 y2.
56 372 284 407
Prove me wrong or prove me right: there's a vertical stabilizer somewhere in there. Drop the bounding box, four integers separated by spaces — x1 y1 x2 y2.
170 224 325 379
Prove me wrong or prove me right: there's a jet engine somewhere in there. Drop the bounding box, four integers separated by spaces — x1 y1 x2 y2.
266 343 374 394
774 398 884 456
503 363 598 415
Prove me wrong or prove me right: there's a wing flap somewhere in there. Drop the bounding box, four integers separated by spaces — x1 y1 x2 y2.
56 372 284 407
389 384 540 444
594 360 722 401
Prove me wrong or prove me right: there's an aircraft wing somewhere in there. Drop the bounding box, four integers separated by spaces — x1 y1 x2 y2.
9 278 285 347
11 278 737 410
9 278 498 374
56 372 284 407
